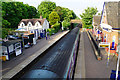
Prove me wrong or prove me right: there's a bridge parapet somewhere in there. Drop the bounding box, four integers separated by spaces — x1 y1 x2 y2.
70 19 82 24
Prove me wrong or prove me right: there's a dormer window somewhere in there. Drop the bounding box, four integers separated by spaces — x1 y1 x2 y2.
36 24 38 27
28 24 31 27
22 24 24 27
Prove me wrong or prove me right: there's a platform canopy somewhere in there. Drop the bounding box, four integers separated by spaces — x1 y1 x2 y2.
15 28 27 31
100 23 112 30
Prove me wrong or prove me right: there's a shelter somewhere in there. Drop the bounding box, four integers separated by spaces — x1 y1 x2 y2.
0 40 23 61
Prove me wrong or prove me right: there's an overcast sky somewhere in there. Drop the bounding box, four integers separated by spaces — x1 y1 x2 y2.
16 0 120 18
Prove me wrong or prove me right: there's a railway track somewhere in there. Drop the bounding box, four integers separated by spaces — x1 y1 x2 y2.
12 26 80 80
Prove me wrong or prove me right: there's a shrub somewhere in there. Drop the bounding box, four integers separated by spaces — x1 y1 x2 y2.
47 28 52 36
47 22 60 35
62 20 70 30
51 28 56 33
1 28 14 39
52 22 60 32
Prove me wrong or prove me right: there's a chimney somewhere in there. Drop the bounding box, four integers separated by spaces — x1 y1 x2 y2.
40 15 43 19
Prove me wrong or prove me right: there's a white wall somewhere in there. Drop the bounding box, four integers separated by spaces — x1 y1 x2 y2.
27 22 33 31
18 22 25 29
18 19 49 31
34 21 42 29
42 20 49 30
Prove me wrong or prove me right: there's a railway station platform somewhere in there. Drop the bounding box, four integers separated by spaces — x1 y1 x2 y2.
74 31 117 78
1 30 69 79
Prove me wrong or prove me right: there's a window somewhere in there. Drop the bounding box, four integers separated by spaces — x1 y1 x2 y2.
22 24 24 27
36 24 38 27
29 24 31 27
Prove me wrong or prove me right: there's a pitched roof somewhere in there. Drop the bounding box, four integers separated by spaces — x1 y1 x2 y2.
18 18 46 26
2 40 22 47
104 1 120 28
93 16 101 26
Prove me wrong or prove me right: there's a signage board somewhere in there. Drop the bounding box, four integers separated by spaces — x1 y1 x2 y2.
99 42 110 48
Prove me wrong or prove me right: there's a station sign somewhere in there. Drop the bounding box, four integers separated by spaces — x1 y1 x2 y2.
99 42 110 48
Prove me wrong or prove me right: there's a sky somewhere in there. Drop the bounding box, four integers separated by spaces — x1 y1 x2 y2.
16 0 120 18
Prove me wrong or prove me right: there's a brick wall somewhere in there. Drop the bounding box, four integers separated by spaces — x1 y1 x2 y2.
102 30 118 44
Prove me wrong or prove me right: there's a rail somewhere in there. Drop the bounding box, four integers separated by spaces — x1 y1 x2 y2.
64 28 80 79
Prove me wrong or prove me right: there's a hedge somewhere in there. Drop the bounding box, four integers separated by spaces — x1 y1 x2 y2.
52 22 60 32
47 22 60 35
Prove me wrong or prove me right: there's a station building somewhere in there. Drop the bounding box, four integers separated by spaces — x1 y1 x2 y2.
96 1 120 54
92 15 101 40
17 16 49 39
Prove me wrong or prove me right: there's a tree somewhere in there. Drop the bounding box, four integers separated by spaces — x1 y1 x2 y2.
49 11 60 25
62 8 77 22
54 6 77 22
2 10 11 28
1 0 14 2
54 6 63 21
37 0 56 20
80 7 98 29
62 20 70 29
2 2 38 28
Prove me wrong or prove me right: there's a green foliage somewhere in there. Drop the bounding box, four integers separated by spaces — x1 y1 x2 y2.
0 2 2 35
73 23 78 28
54 6 77 22
1 0 14 2
2 19 11 28
63 8 76 22
49 11 60 25
47 28 52 35
52 22 60 32
47 28 55 36
2 2 38 28
54 6 63 21
38 1 77 22
37 0 56 20
47 22 60 35
0 28 14 39
98 13 101 15
51 28 56 33
80 7 98 29
62 20 70 29
75 16 80 20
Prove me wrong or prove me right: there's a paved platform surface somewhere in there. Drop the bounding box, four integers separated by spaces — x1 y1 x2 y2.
74 31 117 78
74 31 85 78
1 30 69 79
